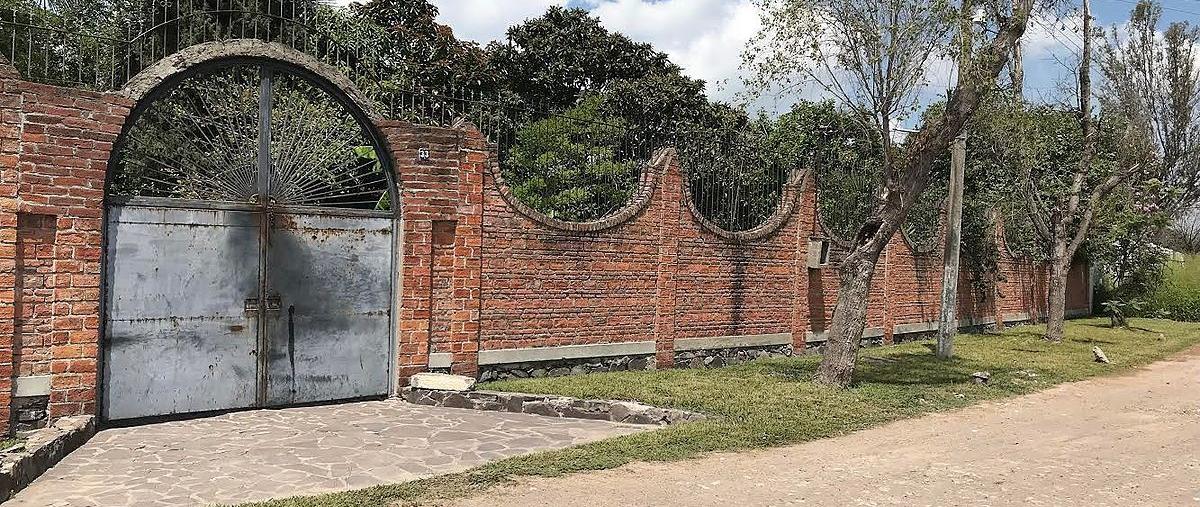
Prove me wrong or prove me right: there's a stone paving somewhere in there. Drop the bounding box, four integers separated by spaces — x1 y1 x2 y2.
8 399 645 507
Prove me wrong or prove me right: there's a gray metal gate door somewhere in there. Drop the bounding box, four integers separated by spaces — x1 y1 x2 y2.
102 61 397 421
103 207 262 420
265 214 394 406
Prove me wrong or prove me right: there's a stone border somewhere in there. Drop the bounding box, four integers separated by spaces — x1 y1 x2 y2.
402 388 705 426
479 354 653 382
0 416 95 500
674 344 793 369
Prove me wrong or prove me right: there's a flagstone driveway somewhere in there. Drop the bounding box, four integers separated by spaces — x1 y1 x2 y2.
8 399 645 507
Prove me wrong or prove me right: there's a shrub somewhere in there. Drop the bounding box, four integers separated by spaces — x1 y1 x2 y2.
1143 255 1200 322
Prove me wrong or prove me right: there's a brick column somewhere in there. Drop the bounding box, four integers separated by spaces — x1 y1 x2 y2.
448 126 486 377
791 174 816 353
385 119 485 383
0 71 22 434
882 239 896 345
382 120 433 385
653 150 681 369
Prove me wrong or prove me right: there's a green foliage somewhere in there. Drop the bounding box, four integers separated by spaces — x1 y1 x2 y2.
1101 298 1143 328
504 96 640 222
783 102 883 240
485 6 689 115
350 0 493 93
1141 256 1200 322
242 319 1200 507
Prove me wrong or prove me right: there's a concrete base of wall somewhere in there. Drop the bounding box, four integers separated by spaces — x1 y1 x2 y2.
0 416 95 501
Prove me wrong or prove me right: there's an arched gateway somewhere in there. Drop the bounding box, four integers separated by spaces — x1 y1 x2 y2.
102 56 398 421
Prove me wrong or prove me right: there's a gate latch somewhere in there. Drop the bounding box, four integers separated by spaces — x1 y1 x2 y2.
245 296 283 313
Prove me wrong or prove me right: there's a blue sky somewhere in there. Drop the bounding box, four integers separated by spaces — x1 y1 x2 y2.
336 0 1200 115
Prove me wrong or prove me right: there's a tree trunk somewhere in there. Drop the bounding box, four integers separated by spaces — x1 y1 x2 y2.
815 247 885 387
1044 253 1069 343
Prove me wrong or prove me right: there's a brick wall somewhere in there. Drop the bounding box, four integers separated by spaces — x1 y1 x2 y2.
471 125 1087 368
0 74 132 433
0 67 1088 432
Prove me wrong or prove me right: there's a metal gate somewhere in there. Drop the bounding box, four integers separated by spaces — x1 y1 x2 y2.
102 61 397 421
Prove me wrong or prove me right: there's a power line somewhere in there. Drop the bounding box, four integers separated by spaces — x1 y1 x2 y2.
1029 14 1083 59
1099 0 1200 17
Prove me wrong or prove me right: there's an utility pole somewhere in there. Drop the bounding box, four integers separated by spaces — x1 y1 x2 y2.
938 0 974 360
937 135 967 359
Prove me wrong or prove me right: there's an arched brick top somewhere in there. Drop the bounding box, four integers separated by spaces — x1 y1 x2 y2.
119 40 383 120
681 166 809 243
479 138 673 233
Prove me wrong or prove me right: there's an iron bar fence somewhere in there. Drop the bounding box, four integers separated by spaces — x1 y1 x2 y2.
1 0 851 234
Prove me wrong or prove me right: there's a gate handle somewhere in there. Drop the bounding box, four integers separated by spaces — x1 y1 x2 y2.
244 298 260 313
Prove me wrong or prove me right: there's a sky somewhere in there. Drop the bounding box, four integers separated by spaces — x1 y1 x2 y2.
334 0 1200 115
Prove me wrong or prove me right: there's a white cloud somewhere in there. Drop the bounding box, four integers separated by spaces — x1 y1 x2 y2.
589 0 761 105
428 0 567 44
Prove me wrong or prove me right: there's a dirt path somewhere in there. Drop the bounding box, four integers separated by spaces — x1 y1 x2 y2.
453 348 1200 507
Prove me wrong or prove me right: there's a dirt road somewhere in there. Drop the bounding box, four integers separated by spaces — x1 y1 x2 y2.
454 348 1200 507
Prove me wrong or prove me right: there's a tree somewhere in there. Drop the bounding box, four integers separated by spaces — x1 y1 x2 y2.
504 96 640 221
1161 211 1200 254
486 7 691 113
744 0 1037 387
1101 0 1200 216
1022 0 1156 342
350 0 492 92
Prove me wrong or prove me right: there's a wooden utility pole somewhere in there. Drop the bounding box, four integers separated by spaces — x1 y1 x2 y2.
937 135 967 359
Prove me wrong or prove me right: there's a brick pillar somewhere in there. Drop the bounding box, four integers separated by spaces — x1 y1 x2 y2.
791 174 816 353
0 73 21 434
882 239 896 345
653 150 681 369
449 126 486 377
382 120 433 385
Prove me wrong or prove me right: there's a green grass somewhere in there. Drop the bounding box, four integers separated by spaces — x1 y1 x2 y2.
240 319 1200 507
1146 255 1200 321
0 436 24 451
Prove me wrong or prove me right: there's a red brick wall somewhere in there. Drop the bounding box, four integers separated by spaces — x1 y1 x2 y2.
0 76 131 432
0 69 1087 433
472 129 1085 368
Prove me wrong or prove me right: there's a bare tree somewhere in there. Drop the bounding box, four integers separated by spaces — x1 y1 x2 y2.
743 0 1036 387
1162 211 1200 254
1101 0 1200 215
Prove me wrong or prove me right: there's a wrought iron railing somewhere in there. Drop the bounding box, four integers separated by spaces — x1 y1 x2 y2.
1 0 806 232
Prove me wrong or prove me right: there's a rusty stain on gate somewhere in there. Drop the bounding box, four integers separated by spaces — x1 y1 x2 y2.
101 59 398 421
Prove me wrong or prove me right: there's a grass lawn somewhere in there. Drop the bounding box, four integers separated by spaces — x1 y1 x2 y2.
241 318 1200 507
